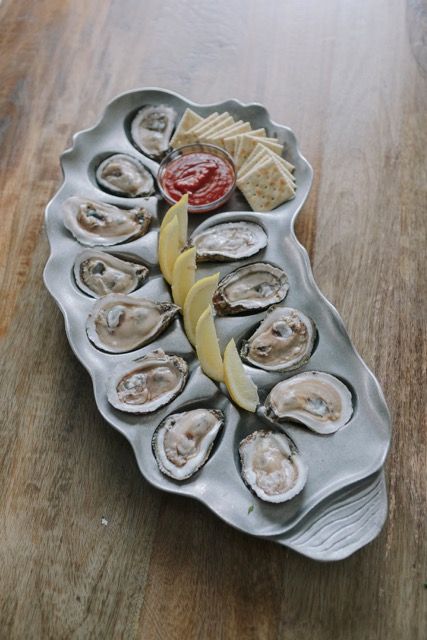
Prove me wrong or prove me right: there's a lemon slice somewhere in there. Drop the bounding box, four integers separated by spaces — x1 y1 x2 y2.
171 246 197 308
183 272 219 346
160 193 188 246
196 305 224 382
158 216 181 284
224 339 259 412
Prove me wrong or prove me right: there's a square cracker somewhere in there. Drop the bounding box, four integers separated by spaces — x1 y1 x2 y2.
237 144 267 177
245 138 294 173
188 112 225 138
178 112 220 145
236 156 295 211
170 108 203 148
198 115 234 141
207 121 251 146
223 128 266 156
247 154 295 194
258 140 289 168
235 134 284 170
239 143 295 183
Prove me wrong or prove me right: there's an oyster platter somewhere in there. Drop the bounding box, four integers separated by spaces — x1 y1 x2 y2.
44 88 391 560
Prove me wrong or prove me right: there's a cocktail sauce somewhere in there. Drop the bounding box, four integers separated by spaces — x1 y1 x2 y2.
162 151 235 208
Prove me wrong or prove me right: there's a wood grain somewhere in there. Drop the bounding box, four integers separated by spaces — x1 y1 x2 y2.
0 0 426 637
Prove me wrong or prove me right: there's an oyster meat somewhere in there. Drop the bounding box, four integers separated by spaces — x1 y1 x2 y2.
153 408 224 480
213 262 289 315
86 294 179 353
192 221 267 262
131 104 177 158
239 430 307 503
96 153 154 197
63 196 152 246
74 250 149 297
241 306 316 371
107 349 188 414
265 371 353 434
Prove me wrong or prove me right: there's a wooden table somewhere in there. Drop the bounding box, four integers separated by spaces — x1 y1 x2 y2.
1 0 426 637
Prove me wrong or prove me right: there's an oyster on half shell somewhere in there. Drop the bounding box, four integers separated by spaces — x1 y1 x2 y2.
131 105 177 158
192 221 267 262
213 262 289 315
265 371 353 434
86 294 179 353
153 408 224 480
96 153 154 197
239 430 307 503
241 306 316 372
107 349 188 414
63 196 152 246
74 250 149 297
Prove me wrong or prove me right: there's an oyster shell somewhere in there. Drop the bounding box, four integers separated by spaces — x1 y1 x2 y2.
192 221 267 262
239 430 307 503
265 371 353 434
74 250 149 297
131 105 177 158
107 349 188 414
63 196 152 246
86 295 179 353
153 408 224 480
241 306 316 371
96 153 154 197
213 262 289 315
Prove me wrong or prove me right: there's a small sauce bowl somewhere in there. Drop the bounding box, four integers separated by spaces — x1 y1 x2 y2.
157 143 236 213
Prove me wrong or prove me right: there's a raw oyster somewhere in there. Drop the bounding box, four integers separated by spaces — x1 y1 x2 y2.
96 153 154 197
265 371 353 434
74 250 149 297
239 430 307 503
153 408 224 480
131 105 177 158
86 295 179 353
192 221 267 262
107 349 188 414
213 262 289 315
63 196 152 245
241 306 316 371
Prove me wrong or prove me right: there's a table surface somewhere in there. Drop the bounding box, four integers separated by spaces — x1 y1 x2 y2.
1 0 426 638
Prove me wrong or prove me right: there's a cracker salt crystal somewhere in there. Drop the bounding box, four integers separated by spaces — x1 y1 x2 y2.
237 157 295 212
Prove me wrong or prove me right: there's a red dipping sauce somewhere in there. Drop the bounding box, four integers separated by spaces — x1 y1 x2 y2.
160 149 235 211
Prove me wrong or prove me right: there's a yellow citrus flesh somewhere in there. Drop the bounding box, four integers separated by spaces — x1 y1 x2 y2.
223 339 259 412
195 305 224 382
158 216 181 284
160 193 188 246
171 246 197 308
183 272 220 346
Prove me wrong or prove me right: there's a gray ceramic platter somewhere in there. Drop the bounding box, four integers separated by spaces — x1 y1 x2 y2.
44 88 391 560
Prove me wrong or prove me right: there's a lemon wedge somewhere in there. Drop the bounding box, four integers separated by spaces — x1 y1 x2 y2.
183 272 219 346
171 246 197 308
160 193 188 246
158 216 181 284
196 305 224 382
223 339 259 412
